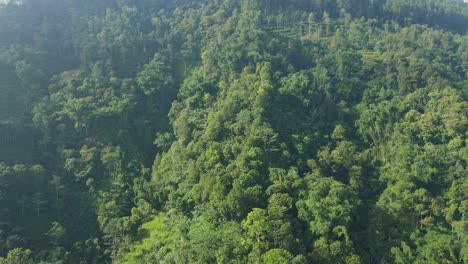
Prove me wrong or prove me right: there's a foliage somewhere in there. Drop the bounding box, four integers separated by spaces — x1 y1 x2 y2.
0 0 466 263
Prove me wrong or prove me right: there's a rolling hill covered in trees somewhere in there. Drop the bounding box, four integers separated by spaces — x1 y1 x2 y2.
0 0 467 263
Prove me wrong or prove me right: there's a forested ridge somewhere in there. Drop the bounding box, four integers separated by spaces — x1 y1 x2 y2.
0 0 467 263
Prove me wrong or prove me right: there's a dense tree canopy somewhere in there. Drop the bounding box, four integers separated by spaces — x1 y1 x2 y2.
0 0 467 263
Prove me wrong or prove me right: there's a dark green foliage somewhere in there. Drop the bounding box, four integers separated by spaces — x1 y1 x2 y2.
0 0 467 263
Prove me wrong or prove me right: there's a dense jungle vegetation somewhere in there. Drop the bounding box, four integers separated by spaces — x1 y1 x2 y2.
0 0 467 263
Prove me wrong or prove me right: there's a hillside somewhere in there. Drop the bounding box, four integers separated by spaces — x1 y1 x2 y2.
0 0 467 263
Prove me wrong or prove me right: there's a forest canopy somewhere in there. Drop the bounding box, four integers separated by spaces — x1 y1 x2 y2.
0 0 467 263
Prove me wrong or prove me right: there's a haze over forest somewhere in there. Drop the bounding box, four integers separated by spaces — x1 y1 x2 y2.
0 0 467 263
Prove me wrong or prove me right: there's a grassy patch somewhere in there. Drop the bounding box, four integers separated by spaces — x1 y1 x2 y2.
120 213 178 264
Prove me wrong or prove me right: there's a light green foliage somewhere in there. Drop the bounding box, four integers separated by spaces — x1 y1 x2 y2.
0 248 34 264
262 248 293 264
120 215 170 264
297 177 359 240
0 0 467 263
